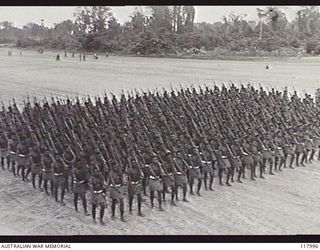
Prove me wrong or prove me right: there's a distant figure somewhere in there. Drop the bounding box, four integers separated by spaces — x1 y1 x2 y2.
64 50 67 57
94 53 98 59
105 53 109 58
266 65 269 70
79 54 82 61
56 54 61 61
72 52 75 58
83 54 86 61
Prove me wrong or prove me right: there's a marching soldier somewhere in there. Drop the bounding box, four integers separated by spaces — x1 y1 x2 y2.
90 167 107 224
52 153 67 205
216 142 232 186
0 131 9 170
62 145 76 191
161 152 177 205
199 141 215 190
42 150 54 196
294 135 305 167
16 137 30 181
149 154 165 211
187 146 202 196
29 145 43 189
127 157 144 216
107 161 127 222
73 157 90 216
173 151 188 202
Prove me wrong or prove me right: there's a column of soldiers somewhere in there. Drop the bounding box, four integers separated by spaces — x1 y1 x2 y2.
0 83 320 225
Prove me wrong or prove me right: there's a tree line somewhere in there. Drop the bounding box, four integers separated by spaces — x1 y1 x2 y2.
0 6 320 56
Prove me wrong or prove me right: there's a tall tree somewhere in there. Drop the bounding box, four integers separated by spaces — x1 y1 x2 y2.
296 6 320 34
53 20 74 37
107 17 121 35
182 6 195 32
130 7 150 33
148 6 172 32
74 6 113 33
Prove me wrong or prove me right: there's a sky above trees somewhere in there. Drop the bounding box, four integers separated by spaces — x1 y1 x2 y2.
0 6 305 28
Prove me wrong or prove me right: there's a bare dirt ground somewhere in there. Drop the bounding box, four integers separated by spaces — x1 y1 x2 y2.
0 49 319 235
0 49 319 105
0 161 320 235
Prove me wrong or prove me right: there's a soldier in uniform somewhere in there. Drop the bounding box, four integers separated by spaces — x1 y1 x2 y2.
62 145 76 192
229 141 243 183
41 150 54 196
161 152 177 205
260 137 275 175
199 141 215 190
173 151 188 202
127 157 144 216
294 135 305 167
29 145 43 189
8 136 19 173
187 146 202 196
52 153 67 205
73 157 90 216
90 167 107 224
149 154 165 211
0 131 9 170
304 135 314 164
141 149 152 196
242 137 257 179
250 136 264 178
274 140 285 172
283 137 295 169
216 142 232 186
16 137 30 181
107 161 127 222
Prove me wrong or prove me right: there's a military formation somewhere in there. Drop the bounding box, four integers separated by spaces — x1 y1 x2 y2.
0 83 320 225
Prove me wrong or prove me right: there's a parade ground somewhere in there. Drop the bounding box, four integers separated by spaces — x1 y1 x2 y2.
0 49 320 104
0 49 320 235
0 158 320 235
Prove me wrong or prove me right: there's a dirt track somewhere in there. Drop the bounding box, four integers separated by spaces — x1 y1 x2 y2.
0 161 320 235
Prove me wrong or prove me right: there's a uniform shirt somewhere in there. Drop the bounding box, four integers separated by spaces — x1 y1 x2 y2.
191 153 202 166
109 171 123 185
150 161 161 177
42 155 53 171
30 150 41 164
73 167 87 182
218 145 228 156
243 142 252 154
163 160 175 174
91 175 104 191
127 166 141 182
17 143 29 155
52 160 65 175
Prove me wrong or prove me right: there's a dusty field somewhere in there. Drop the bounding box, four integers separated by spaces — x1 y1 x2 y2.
0 161 320 235
0 49 319 235
0 49 319 105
